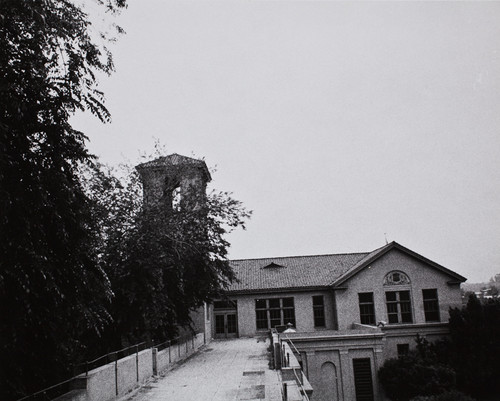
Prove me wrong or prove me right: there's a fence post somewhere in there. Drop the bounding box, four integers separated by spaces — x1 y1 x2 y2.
283 382 287 401
274 342 281 370
152 348 158 376
114 355 118 396
136 345 139 382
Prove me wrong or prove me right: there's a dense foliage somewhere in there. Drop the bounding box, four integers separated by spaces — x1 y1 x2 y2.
82 163 251 349
446 295 500 398
379 296 500 401
1 1 250 392
0 0 125 398
378 336 456 401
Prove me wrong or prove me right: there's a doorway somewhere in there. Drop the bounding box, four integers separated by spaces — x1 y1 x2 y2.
353 358 374 401
213 299 238 339
215 312 238 338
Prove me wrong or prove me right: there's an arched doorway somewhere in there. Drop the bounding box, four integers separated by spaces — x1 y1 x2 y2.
317 361 338 401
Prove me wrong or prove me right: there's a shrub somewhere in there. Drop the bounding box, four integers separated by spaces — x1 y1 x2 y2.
379 354 455 401
379 336 455 401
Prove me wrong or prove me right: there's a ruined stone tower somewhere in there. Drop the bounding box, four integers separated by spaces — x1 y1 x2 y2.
136 153 211 211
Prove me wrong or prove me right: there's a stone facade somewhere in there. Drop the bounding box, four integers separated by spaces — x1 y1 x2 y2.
136 153 211 211
213 243 466 401
136 153 212 340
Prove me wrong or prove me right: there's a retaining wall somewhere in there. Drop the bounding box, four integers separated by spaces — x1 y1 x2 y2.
62 333 205 401
155 333 205 375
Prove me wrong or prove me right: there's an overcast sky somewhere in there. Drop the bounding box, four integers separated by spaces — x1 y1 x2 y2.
72 0 500 283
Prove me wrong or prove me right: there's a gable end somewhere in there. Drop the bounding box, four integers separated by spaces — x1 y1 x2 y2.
331 242 466 287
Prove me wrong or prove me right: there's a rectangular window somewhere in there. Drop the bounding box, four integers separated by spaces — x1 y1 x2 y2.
358 292 375 325
312 295 325 327
255 298 295 330
397 344 409 357
385 291 412 324
213 300 237 310
353 358 374 401
422 289 440 322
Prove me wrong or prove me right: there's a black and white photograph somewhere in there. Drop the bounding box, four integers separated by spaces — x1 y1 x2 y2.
1 1 499 401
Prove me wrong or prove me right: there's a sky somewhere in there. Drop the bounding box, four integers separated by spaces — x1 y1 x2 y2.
72 1 500 283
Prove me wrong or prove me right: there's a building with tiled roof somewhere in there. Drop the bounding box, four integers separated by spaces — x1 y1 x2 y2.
207 241 466 401
137 154 467 401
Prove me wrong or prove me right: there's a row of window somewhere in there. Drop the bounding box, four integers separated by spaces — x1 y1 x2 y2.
359 289 440 325
253 289 440 330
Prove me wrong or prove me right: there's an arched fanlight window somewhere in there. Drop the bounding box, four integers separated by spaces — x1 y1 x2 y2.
383 271 410 285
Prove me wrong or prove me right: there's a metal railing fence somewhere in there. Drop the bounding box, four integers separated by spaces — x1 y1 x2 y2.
17 333 202 401
73 341 149 377
279 335 310 401
281 334 301 356
292 368 310 401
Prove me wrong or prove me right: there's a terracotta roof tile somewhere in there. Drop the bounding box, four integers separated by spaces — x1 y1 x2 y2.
227 252 370 293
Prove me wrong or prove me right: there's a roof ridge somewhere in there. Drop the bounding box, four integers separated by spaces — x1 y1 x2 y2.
230 251 370 262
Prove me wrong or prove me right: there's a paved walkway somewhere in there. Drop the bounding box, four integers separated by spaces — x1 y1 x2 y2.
127 337 282 401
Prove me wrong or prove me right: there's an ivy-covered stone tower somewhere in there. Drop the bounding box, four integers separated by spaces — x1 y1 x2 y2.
136 153 211 211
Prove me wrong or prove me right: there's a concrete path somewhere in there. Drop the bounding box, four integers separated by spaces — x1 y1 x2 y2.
126 337 282 401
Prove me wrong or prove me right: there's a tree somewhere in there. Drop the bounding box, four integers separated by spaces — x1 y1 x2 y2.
378 336 456 401
82 160 251 348
446 295 500 399
379 296 500 401
0 0 125 398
